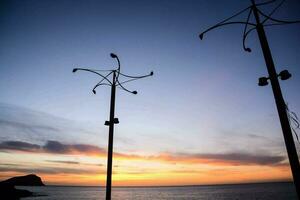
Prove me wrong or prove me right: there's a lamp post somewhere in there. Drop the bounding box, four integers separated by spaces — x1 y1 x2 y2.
251 0 300 196
73 53 153 200
106 69 116 200
199 0 300 198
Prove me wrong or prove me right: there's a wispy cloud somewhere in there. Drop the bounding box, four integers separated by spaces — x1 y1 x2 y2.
45 160 104 166
0 103 104 145
45 160 80 165
0 119 59 133
0 166 105 175
0 104 62 136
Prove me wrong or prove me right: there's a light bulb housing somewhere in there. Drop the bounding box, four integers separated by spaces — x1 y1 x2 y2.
278 70 291 81
258 77 269 86
110 53 117 58
199 33 204 40
245 48 251 52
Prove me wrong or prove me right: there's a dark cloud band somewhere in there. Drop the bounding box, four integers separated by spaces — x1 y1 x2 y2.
0 140 286 166
0 140 105 156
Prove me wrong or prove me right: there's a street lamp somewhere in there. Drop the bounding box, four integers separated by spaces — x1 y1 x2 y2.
73 53 153 200
199 0 300 198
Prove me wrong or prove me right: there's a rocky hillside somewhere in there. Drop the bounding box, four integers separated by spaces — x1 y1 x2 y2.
1 174 45 186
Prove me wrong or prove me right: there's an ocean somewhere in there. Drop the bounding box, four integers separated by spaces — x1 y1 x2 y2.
18 182 297 200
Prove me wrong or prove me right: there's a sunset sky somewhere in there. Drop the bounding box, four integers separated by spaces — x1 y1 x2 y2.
1 0 300 186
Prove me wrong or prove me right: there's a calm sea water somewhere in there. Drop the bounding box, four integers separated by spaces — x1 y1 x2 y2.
18 182 297 200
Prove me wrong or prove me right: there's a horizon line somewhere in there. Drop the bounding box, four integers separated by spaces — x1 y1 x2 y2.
44 180 293 188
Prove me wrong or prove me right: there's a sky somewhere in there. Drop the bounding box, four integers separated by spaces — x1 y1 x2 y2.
0 0 300 186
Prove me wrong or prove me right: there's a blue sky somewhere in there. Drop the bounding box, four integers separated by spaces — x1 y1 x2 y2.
0 0 300 185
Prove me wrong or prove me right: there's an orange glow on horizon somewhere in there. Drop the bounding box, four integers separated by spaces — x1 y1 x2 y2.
24 165 292 186
0 150 292 186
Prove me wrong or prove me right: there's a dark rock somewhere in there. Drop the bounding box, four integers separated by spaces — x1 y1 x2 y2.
0 174 45 199
0 182 33 199
1 174 45 186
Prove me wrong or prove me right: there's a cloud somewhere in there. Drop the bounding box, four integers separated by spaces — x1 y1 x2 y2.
0 103 103 146
0 119 59 133
0 140 106 156
0 140 286 166
45 160 104 166
0 104 62 138
156 152 286 166
43 140 106 156
0 141 40 152
46 160 80 165
0 166 105 175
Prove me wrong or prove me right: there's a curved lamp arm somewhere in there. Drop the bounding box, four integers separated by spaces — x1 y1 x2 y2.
116 77 141 86
258 9 300 24
199 5 254 40
72 68 113 85
92 71 113 94
255 0 276 7
116 79 137 94
92 83 111 94
242 8 254 52
110 53 120 72
242 26 256 52
110 53 121 81
261 0 286 24
199 21 256 40
118 71 154 79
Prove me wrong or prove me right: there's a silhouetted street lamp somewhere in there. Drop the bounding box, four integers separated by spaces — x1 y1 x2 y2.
199 0 300 198
73 53 153 200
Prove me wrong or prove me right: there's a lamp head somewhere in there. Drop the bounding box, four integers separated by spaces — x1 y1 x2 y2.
199 33 204 40
278 70 291 80
92 89 96 94
245 48 252 52
150 71 154 76
132 91 138 95
258 77 269 86
110 53 117 58
72 68 78 73
113 118 119 124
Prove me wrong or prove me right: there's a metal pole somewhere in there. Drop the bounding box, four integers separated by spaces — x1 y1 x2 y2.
251 1 300 198
106 71 116 200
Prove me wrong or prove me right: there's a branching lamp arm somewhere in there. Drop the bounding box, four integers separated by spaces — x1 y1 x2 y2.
73 68 113 85
242 8 254 52
199 21 256 40
118 71 154 79
258 9 300 24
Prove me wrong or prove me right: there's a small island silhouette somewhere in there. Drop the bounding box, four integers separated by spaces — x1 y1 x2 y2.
0 174 45 199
